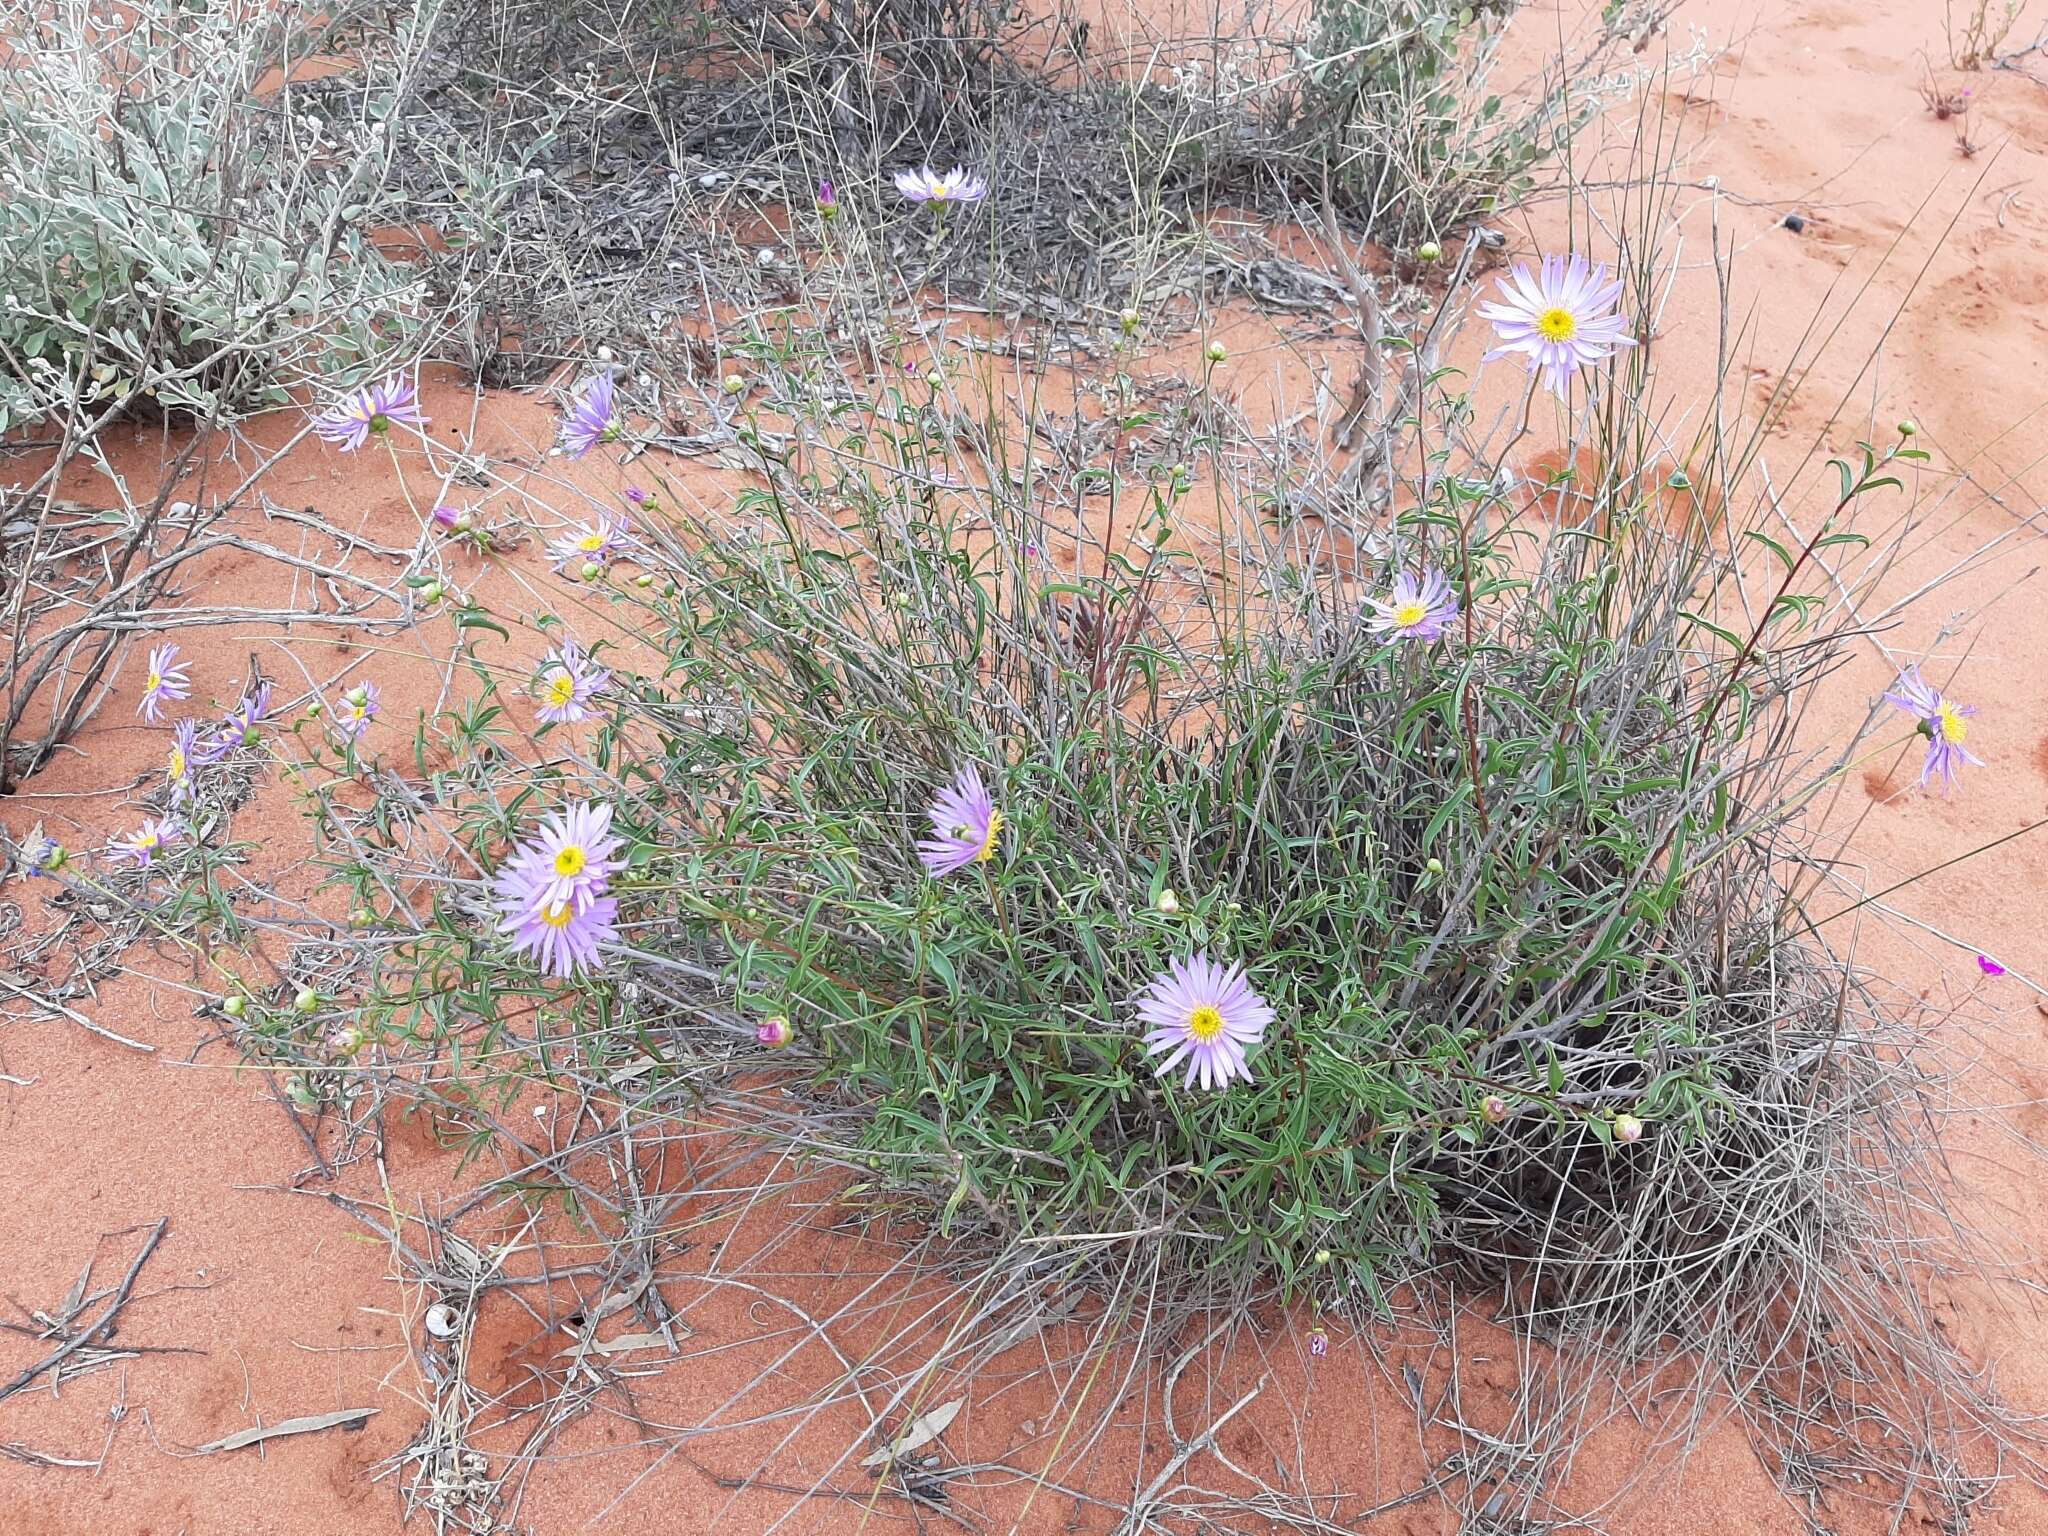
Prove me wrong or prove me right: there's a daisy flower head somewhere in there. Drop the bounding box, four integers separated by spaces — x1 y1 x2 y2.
1366 566 1460 641
535 639 612 725
111 815 183 868
1883 666 1981 792
333 680 382 743
499 888 618 978
14 824 65 878
559 372 619 459
1135 950 1274 1091
138 641 191 722
549 516 631 574
311 374 427 452
493 800 624 917
893 166 989 205
1478 253 1635 398
916 766 1002 876
165 717 199 801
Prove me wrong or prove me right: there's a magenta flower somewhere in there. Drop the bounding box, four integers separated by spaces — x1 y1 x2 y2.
110 815 183 868
138 641 191 723
816 178 839 217
499 889 618 978
1366 567 1460 641
165 718 199 802
311 374 427 451
492 800 624 917
535 639 612 725
916 766 1002 875
1979 954 2007 977
1136 951 1273 1090
549 516 631 573
559 373 618 459
1478 254 1636 397
893 166 989 205
333 681 381 743
1883 666 1981 792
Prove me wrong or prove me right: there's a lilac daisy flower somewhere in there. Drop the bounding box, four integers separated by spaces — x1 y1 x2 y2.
492 800 625 917
138 641 191 723
333 681 382 743
165 718 199 802
499 888 618 978
310 374 428 452
1366 567 1460 641
1135 950 1274 1091
1478 254 1636 397
549 516 631 573
893 166 989 205
110 815 183 868
535 640 612 725
14 824 65 877
1883 666 1982 792
559 373 618 459
194 683 274 765
916 766 1002 876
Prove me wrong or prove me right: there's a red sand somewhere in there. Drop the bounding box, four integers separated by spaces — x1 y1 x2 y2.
7 0 2048 1530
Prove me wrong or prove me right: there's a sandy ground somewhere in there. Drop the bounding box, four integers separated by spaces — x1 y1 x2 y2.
7 0 2048 1531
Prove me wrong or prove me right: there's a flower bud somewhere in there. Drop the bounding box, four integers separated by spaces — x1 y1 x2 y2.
1119 307 1140 334
222 995 247 1018
1416 240 1442 263
756 1015 793 1048
1425 857 1443 875
1613 1113 1645 1144
1482 1094 1508 1124
580 560 603 582
293 986 319 1014
1155 888 1180 914
723 374 746 396
1204 340 1227 364
1898 419 1918 438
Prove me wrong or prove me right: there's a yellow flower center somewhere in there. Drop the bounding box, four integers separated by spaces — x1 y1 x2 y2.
1937 703 1968 745
146 671 162 690
1187 1005 1225 1043
976 808 1004 863
553 844 588 878
542 902 575 929
1393 601 1428 628
1537 307 1577 341
167 747 186 780
136 832 159 851
545 671 578 707
578 533 606 553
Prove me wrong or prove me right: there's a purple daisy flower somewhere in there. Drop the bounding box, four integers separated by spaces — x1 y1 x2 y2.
1883 666 1981 792
559 373 618 459
194 683 274 765
492 800 625 917
1366 567 1460 641
549 516 631 573
1478 254 1636 397
893 166 989 205
916 766 1002 876
138 641 191 723
310 374 428 452
14 824 65 877
499 889 618 978
535 639 612 725
165 718 199 802
333 681 382 743
110 815 183 868
1135 950 1274 1091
